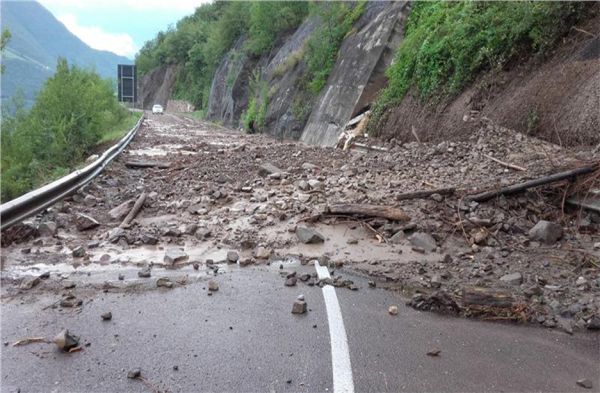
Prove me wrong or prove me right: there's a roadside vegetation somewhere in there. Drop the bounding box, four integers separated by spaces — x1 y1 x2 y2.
1 58 131 201
369 1 590 131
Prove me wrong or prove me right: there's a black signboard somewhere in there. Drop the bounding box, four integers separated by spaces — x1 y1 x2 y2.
117 64 137 104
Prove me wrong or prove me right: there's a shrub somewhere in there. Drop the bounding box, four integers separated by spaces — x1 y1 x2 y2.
369 1 589 130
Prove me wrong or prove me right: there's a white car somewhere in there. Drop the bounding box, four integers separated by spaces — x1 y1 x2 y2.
152 104 163 115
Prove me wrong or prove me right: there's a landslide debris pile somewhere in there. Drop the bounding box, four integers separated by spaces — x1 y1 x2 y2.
1 115 598 333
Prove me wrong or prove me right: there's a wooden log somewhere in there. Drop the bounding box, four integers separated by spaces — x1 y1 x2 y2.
119 192 147 228
395 187 455 201
484 154 526 172
466 164 598 202
462 287 514 308
125 161 171 169
326 203 410 221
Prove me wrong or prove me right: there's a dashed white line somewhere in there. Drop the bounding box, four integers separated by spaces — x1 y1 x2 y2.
315 261 355 393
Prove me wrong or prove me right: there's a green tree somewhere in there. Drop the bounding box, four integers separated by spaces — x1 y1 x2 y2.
1 29 11 74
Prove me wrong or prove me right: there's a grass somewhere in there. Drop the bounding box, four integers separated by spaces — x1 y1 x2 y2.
97 112 141 145
185 110 206 120
368 1 588 132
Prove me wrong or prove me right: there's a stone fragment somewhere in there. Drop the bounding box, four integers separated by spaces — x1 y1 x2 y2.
75 213 100 231
426 349 441 357
138 266 151 278
226 251 239 263
38 221 57 237
127 369 141 379
255 247 271 259
576 379 593 389
528 220 563 244
298 180 309 191
586 315 600 330
285 277 298 287
296 227 325 244
408 232 436 253
291 300 307 314
140 233 158 245
258 163 282 177
19 275 41 290
101 312 112 321
307 179 323 190
388 305 399 315
53 329 79 351
109 200 134 220
164 248 188 265
72 245 86 258
208 280 219 291
156 277 174 288
500 272 523 285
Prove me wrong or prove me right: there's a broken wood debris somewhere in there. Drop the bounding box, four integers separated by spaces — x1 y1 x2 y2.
466 163 599 202
325 203 410 222
125 161 171 169
395 187 455 201
119 192 147 228
12 337 48 346
462 287 514 308
484 154 526 172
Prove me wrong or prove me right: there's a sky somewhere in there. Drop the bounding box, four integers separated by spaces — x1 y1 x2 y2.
38 0 211 59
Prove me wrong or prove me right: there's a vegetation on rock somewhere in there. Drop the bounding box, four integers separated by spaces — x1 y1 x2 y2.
370 1 590 131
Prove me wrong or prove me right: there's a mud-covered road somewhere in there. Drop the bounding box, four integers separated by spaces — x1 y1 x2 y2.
1 113 599 392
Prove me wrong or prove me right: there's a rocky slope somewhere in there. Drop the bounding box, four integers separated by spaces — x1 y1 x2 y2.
139 1 598 148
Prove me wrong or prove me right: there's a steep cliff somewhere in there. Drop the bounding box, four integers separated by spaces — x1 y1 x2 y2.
137 64 179 110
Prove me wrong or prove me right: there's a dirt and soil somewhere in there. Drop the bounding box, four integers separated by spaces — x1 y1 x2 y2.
1 112 599 334
377 13 600 147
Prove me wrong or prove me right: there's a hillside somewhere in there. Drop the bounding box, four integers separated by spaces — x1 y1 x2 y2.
137 1 599 147
0 1 131 107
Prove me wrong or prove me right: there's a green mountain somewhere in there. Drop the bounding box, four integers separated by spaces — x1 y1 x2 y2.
1 1 132 107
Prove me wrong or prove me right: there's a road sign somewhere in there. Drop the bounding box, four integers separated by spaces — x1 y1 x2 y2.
118 64 137 104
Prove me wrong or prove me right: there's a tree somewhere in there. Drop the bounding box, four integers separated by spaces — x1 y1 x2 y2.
1 29 11 74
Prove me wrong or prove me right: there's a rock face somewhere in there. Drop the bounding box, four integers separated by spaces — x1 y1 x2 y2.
300 2 409 146
205 2 408 144
529 220 563 244
137 64 179 110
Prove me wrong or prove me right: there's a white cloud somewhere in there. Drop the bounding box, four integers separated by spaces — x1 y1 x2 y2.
40 0 205 13
57 13 137 58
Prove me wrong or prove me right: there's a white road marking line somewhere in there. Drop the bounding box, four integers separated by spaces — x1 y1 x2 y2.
315 262 355 393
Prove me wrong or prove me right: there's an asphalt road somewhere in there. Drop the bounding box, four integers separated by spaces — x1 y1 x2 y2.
1 263 598 393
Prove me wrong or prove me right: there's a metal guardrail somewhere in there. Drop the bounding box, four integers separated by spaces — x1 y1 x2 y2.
0 113 145 229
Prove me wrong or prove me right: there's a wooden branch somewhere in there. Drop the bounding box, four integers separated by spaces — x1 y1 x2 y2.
119 192 147 228
462 287 514 308
326 203 410 221
126 161 171 169
395 187 455 201
484 154 526 171
466 164 598 202
410 126 421 143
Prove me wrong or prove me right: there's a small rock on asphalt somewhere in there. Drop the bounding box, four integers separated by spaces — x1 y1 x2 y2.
156 277 174 289
285 277 298 287
576 379 593 389
388 305 399 315
53 329 80 351
127 369 141 379
101 312 112 321
291 300 307 314
426 349 441 357
72 245 85 258
19 275 41 290
208 280 219 291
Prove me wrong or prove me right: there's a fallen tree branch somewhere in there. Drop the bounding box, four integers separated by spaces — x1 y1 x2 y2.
484 154 526 172
466 164 599 202
13 337 48 346
126 161 171 169
395 187 455 201
325 203 410 221
120 192 147 228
